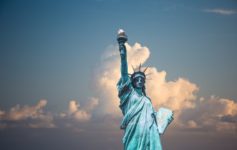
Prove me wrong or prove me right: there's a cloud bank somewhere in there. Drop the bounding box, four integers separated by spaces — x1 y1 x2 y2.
0 100 55 128
0 98 98 129
1 42 236 133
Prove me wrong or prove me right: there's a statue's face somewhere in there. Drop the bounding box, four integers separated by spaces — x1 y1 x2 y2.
133 77 145 89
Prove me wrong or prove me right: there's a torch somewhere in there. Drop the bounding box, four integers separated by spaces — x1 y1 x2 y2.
117 29 128 44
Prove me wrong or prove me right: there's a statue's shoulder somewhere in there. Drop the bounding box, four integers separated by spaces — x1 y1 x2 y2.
117 76 132 87
117 77 134 97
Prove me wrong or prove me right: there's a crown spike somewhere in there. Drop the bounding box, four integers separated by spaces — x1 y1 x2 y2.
139 63 142 71
143 67 149 73
131 65 135 72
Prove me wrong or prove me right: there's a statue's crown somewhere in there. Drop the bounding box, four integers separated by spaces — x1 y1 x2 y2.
130 64 149 80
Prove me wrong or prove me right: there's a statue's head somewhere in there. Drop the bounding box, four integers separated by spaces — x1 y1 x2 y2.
130 64 149 95
131 71 146 89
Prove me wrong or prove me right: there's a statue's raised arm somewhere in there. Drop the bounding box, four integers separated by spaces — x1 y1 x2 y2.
117 29 128 83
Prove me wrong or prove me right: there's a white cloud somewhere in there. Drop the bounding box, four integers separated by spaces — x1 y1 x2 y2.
146 67 198 111
0 97 99 129
68 100 79 115
64 97 99 122
179 96 237 132
0 100 55 128
7 99 47 121
203 8 236 15
68 100 91 122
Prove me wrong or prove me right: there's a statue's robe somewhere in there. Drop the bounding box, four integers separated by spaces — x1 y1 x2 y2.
117 77 162 150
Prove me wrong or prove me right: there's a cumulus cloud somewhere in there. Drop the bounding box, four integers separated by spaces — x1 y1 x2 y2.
68 100 91 121
146 67 198 111
7 99 47 121
180 96 237 132
0 97 99 129
95 42 237 132
203 8 236 15
0 100 55 128
61 97 99 122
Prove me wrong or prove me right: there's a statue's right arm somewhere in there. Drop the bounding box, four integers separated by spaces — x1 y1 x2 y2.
119 42 128 83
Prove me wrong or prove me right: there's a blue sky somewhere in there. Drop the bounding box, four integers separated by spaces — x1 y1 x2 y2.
0 0 237 149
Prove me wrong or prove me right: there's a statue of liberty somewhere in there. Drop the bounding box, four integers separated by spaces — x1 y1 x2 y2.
116 29 173 150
